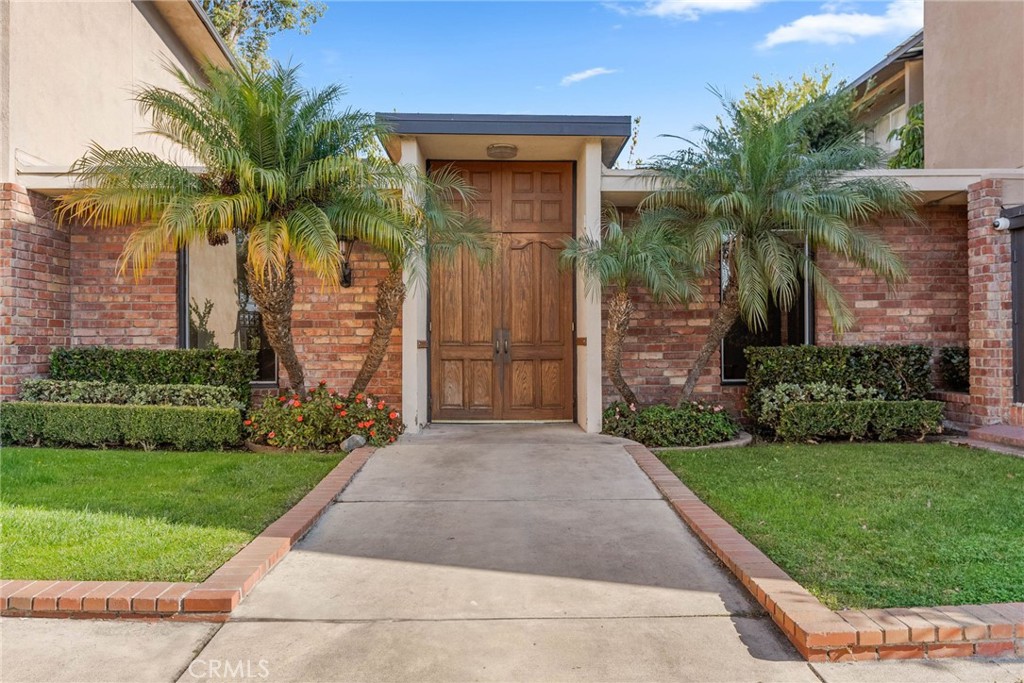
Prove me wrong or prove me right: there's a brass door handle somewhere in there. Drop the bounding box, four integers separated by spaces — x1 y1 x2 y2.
504 338 509 355
495 338 501 355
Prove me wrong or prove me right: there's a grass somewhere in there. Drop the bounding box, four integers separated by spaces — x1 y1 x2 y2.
0 447 342 582
658 442 1024 610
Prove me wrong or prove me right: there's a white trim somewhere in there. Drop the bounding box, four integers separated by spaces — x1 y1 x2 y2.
399 137 429 434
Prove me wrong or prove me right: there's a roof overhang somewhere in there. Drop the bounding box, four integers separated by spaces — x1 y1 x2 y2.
376 113 632 167
150 0 237 71
849 29 924 97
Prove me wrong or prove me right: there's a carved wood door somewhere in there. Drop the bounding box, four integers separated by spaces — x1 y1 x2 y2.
430 161 574 421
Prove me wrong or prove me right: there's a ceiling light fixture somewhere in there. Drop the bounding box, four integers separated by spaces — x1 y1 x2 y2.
486 143 518 160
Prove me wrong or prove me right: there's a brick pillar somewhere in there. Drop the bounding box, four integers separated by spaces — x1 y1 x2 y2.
966 178 1014 425
0 184 72 399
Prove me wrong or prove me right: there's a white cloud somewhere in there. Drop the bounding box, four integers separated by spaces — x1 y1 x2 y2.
605 0 765 20
760 0 922 48
560 67 619 86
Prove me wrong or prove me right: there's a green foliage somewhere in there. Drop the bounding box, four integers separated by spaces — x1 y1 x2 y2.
189 298 218 349
754 382 880 433
246 382 404 449
745 345 934 415
602 401 738 448
938 345 970 392
776 400 943 442
888 103 924 169
0 403 242 451
734 67 861 152
49 347 256 405
649 90 915 337
20 379 242 410
201 0 326 68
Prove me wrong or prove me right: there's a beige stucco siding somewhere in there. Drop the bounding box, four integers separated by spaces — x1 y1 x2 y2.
924 0 1024 169
1 0 210 181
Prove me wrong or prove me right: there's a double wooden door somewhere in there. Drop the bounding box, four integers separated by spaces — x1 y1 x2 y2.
430 161 574 421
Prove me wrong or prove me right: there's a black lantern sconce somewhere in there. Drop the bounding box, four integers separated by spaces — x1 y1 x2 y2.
339 237 355 288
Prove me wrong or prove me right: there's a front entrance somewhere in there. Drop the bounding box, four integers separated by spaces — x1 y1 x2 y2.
429 161 575 421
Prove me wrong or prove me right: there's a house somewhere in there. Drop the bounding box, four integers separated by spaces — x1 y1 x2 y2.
2 0 1023 437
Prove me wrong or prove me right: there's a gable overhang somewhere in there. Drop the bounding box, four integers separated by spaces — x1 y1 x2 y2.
376 113 632 167
151 0 237 71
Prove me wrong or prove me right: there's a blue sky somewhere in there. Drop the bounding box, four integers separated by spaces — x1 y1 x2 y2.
268 1 923 164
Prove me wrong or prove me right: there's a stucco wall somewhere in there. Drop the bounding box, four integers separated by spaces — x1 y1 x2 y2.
924 0 1024 169
1 0 205 180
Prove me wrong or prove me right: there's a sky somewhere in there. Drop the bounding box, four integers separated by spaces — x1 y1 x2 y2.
267 0 923 164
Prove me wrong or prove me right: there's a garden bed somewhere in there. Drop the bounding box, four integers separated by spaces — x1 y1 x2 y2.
657 442 1024 610
0 447 343 582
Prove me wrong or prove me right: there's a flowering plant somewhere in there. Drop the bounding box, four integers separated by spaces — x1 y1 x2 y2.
602 400 738 448
245 382 404 450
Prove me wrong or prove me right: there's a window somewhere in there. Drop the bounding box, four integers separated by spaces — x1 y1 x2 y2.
720 246 814 383
181 237 277 383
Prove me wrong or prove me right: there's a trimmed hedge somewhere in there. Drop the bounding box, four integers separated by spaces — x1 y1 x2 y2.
603 401 739 448
938 346 970 392
20 379 243 410
776 400 943 442
745 345 933 409
50 347 257 404
0 402 242 451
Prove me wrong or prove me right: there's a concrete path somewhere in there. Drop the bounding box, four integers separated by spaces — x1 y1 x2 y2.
3 424 1022 682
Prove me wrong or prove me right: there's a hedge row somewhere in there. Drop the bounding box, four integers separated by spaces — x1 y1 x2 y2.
0 402 242 451
50 347 257 404
602 401 738 448
776 400 943 442
20 379 243 410
938 346 970 392
745 345 933 405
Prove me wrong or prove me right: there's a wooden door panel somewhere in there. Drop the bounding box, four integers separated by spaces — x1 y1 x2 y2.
430 161 573 421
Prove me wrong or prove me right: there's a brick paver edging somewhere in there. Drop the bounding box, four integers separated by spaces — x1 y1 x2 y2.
0 446 375 621
624 443 1024 662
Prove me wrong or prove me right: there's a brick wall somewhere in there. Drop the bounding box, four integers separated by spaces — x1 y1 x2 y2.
288 242 403 408
966 179 1015 426
604 206 970 415
70 224 178 348
0 185 71 398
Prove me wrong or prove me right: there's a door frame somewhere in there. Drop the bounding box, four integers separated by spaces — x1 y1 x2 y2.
425 159 578 423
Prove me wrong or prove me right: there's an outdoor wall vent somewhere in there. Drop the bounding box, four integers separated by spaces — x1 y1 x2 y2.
486 143 518 160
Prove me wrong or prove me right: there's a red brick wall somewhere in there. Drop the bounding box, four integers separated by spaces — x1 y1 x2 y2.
70 224 178 348
603 206 969 415
814 206 969 347
966 179 1015 426
0 185 71 398
288 242 403 408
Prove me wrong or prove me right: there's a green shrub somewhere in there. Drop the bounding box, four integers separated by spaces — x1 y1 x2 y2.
602 401 739 448
745 344 933 421
753 382 880 433
49 347 257 405
938 346 970 392
0 402 242 450
776 400 943 442
245 382 404 450
20 379 242 410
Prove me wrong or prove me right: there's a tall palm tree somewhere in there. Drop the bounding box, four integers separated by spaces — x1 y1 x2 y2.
562 207 699 406
648 95 916 405
58 63 416 397
348 165 492 395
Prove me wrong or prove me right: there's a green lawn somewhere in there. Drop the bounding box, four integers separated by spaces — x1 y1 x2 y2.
0 447 342 582
658 442 1024 610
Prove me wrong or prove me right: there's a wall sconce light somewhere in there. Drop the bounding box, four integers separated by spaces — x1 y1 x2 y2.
339 238 355 288
486 143 518 160
994 205 1024 232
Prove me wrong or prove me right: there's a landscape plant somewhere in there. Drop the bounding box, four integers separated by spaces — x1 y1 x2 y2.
647 93 916 404
938 345 970 392
602 400 737 448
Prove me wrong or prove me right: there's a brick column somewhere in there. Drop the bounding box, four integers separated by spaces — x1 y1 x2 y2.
966 178 1014 425
0 184 72 399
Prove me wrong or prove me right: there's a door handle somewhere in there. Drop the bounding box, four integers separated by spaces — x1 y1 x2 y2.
504 337 509 356
495 338 501 356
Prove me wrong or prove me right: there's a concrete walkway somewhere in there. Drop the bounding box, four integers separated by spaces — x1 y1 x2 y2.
3 424 1022 682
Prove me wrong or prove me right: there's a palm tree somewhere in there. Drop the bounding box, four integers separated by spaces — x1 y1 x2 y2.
58 63 416 397
562 207 699 405
647 95 916 405
348 165 492 395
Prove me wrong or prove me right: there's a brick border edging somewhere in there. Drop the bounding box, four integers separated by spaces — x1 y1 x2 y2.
624 443 1024 662
0 446 375 620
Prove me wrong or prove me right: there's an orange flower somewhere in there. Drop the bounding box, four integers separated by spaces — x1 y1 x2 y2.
334 404 342 410
292 400 302 408
268 431 276 439
278 396 287 403
296 415 304 422
389 437 396 443
319 380 327 386
389 412 398 420
243 419 252 426
339 410 347 416
377 402 385 410
369 430 376 437
356 393 364 401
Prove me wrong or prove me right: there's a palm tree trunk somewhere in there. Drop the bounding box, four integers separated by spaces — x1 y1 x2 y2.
350 268 406 396
677 278 740 406
246 260 306 397
606 288 639 406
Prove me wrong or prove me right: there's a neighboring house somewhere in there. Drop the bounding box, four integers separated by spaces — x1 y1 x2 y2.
2 0 1023 437
850 29 923 155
